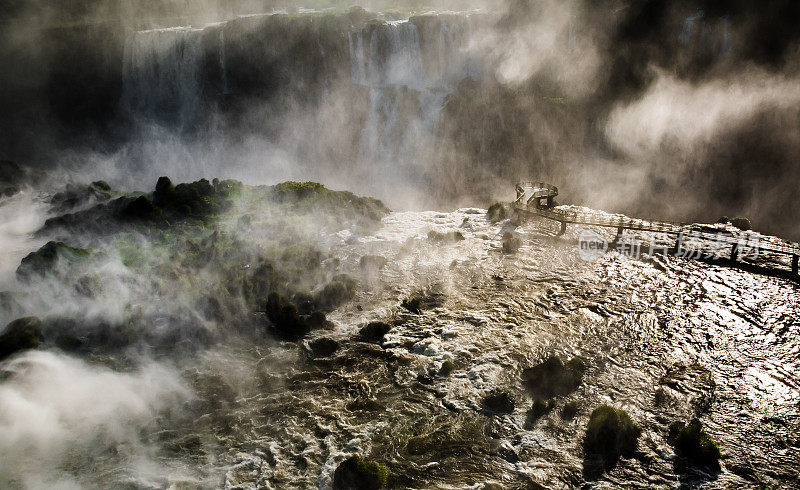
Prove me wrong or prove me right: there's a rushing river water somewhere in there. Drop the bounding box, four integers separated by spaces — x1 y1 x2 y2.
179 209 800 488
1 199 798 489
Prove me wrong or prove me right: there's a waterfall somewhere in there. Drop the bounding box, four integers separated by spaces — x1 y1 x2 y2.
121 27 204 129
679 10 704 44
219 28 229 95
349 17 477 197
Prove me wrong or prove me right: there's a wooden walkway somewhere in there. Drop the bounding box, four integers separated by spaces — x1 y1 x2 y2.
513 182 800 275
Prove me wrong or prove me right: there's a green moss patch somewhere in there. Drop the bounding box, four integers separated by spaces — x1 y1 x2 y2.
332 455 388 490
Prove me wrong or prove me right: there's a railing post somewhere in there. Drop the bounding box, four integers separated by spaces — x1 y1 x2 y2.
793 254 799 275
674 232 684 256
610 226 623 249
730 242 739 262
556 221 567 236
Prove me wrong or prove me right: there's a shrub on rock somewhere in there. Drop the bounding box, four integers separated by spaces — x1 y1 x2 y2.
522 355 587 398
482 390 515 414
309 337 339 358
502 232 523 254
730 217 752 231
332 455 388 490
0 317 44 361
122 195 161 221
584 405 641 473
668 418 721 468
486 202 508 222
315 274 357 311
265 292 326 341
359 321 391 343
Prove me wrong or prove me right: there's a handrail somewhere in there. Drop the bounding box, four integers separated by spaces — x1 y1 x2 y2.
514 182 800 257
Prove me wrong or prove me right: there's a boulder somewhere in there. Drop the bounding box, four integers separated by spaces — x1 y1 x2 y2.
359 321 391 344
526 398 555 426
16 241 90 281
0 317 44 361
309 337 339 358
359 254 388 271
561 401 580 420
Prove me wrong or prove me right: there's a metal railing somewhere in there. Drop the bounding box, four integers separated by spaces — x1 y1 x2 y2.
514 182 800 257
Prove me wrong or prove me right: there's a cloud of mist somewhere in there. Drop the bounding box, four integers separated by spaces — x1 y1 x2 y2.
606 68 800 159
0 351 191 489
478 0 603 97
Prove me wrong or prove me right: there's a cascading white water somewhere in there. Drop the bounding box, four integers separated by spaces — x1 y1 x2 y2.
350 17 478 201
121 27 204 128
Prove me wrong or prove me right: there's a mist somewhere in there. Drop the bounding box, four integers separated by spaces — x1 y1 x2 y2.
0 351 191 488
1 1 800 487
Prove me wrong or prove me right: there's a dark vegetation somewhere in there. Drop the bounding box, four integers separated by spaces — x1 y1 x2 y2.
0 317 44 361
729 217 752 231
265 292 327 341
486 202 509 223
522 356 587 398
583 405 641 477
668 419 721 469
332 455 388 490
1 178 388 353
438 359 455 376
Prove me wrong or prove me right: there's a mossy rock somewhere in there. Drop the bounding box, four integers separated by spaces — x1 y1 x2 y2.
486 202 509 222
91 180 112 192
522 355 587 398
309 337 339 358
16 241 90 281
315 274 357 311
427 230 465 243
730 217 752 231
265 292 326 341
482 390 515 414
121 195 161 221
359 254 388 271
668 419 721 469
502 232 523 254
0 317 44 361
332 455 388 490
583 405 641 474
439 359 455 376
359 321 391 344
